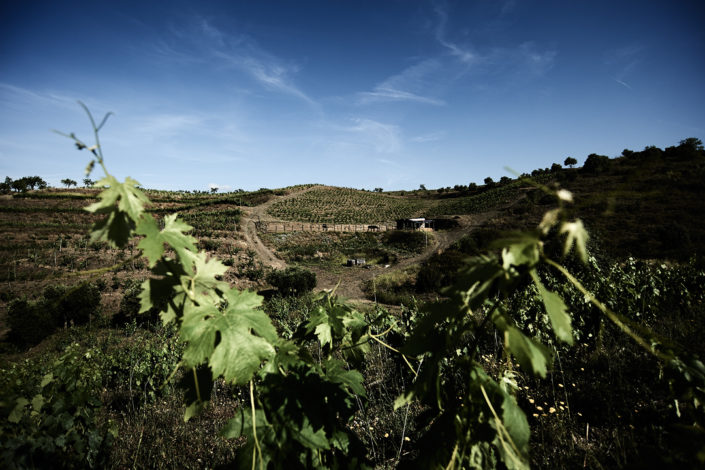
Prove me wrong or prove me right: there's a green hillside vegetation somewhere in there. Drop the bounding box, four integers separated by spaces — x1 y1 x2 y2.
1 132 704 469
267 186 431 223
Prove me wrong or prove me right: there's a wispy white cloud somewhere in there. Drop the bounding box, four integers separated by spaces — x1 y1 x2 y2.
131 113 204 138
152 18 315 106
0 82 87 111
358 87 445 106
515 42 556 76
357 59 445 106
348 118 402 154
319 118 403 155
433 2 477 64
606 44 643 90
431 3 555 79
411 131 446 143
614 79 632 90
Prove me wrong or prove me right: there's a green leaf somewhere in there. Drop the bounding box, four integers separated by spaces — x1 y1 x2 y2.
221 407 269 439
501 393 530 457
324 358 366 397
296 422 329 450
501 235 540 271
314 322 333 348
40 372 54 388
31 394 45 412
179 251 229 302
560 219 589 262
492 310 551 377
180 288 276 384
178 365 214 421
9 397 29 423
136 213 197 267
393 390 415 410
84 175 150 247
531 271 574 345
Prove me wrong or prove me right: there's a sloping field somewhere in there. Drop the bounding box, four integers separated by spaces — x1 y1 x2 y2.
266 186 431 224
265 183 529 223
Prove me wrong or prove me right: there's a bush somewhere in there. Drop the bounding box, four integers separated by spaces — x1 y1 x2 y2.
0 343 114 468
42 283 101 326
113 279 163 326
267 267 317 296
364 269 416 305
7 282 102 346
383 230 427 253
582 153 611 174
7 298 57 346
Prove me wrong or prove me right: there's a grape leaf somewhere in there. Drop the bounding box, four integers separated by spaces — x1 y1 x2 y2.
84 175 150 247
136 213 197 268
531 270 574 345
492 309 551 377
180 288 276 384
501 235 540 271
179 250 229 302
560 219 589 263
324 358 366 397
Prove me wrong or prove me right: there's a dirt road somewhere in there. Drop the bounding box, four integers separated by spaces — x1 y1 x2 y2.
239 187 502 302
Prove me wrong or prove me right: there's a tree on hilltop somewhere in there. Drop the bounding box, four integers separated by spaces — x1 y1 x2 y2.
564 156 577 168
61 178 77 188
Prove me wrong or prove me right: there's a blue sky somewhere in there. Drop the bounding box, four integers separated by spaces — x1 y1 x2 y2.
1 1 704 191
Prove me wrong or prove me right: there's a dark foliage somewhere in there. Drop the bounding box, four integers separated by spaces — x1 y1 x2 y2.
267 267 317 296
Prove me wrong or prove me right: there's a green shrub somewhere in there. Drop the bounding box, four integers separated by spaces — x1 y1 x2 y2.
200 238 221 252
7 283 102 346
7 298 58 346
0 343 115 468
42 282 101 326
364 269 416 305
383 230 428 253
113 279 163 326
267 267 317 296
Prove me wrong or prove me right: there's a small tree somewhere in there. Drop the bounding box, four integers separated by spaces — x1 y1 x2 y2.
210 186 218 194
11 178 29 192
83 177 94 188
564 156 577 168
680 137 704 152
483 177 494 186
582 154 611 174
419 184 427 191
1 176 12 194
374 187 383 193
551 163 563 172
61 178 77 188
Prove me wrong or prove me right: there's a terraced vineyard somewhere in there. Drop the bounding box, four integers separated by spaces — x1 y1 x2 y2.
266 187 431 223
266 182 538 224
430 180 527 216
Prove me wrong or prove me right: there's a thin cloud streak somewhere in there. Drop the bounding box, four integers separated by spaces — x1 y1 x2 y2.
433 3 476 64
152 18 316 107
348 118 402 154
431 4 556 79
358 88 445 106
411 131 446 143
357 59 446 106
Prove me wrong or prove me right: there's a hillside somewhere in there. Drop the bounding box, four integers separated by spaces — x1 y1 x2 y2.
1 138 704 469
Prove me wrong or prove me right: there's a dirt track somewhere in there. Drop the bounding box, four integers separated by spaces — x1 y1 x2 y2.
239 185 502 302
